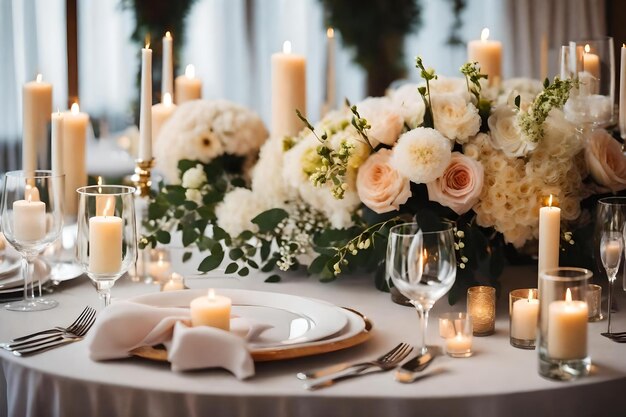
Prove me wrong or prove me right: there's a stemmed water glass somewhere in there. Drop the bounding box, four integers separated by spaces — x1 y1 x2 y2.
76 185 137 307
596 197 626 338
0 170 64 311
386 221 457 355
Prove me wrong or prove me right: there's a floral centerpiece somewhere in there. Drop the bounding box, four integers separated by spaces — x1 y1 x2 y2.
142 58 626 300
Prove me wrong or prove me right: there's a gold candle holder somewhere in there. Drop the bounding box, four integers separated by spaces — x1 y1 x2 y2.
467 286 496 336
131 158 155 198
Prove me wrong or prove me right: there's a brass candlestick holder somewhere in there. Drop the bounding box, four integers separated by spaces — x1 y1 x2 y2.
131 158 155 198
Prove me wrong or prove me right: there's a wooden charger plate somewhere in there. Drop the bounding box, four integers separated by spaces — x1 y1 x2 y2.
131 308 372 362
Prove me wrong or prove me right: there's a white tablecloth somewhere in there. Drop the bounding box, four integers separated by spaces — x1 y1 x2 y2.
1 263 625 417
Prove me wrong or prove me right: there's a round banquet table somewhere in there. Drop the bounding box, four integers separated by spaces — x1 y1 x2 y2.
1 260 625 417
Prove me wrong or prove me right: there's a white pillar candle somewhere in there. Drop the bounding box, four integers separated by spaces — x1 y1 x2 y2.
162 272 185 291
139 43 153 161
51 111 64 177
271 41 307 138
582 44 601 81
190 288 232 330
467 28 502 86
538 195 560 275
619 44 626 139
88 215 123 274
604 240 622 267
62 103 89 217
175 65 202 104
22 74 52 174
511 292 539 340
161 31 174 99
547 288 588 360
152 93 176 142
13 198 46 242
445 333 472 355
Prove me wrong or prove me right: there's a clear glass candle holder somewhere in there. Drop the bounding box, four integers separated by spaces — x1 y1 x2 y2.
509 289 539 349
586 284 603 322
467 286 496 336
561 37 615 128
440 313 473 358
538 267 591 381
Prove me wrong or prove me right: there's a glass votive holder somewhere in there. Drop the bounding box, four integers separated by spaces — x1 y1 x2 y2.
467 286 496 336
440 313 473 358
148 248 172 283
509 289 539 349
586 284 603 322
538 267 591 381
161 272 187 292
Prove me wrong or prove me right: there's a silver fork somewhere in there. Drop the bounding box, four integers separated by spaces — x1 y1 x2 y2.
6 309 97 356
297 342 410 380
2 306 96 344
304 342 413 390
2 307 97 351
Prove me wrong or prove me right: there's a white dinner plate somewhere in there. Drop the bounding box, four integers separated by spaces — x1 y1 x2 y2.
130 289 349 348
0 260 51 293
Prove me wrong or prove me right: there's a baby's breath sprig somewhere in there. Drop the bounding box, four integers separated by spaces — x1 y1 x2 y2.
415 56 437 128
519 77 576 143
561 230 575 251
460 62 488 102
452 226 468 269
296 109 329 144
330 217 403 275
345 99 374 151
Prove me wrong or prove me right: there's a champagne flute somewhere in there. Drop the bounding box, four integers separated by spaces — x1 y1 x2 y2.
387 221 457 355
596 197 626 338
76 185 137 306
0 170 64 311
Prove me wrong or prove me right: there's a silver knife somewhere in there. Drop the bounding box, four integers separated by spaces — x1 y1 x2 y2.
394 352 435 383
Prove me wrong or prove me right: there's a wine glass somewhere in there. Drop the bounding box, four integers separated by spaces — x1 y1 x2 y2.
0 170 64 311
596 197 626 337
387 221 457 355
76 185 137 306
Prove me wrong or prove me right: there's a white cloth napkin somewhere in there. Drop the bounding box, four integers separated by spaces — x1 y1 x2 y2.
87 300 272 379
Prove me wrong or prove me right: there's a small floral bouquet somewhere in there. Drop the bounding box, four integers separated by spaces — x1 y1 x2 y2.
143 58 626 298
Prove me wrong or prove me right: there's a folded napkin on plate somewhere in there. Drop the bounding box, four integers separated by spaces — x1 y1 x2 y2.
87 300 272 379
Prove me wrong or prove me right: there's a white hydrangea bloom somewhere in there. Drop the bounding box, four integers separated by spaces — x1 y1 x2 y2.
215 188 269 237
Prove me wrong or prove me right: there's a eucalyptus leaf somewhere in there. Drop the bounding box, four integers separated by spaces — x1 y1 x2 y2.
252 208 289 233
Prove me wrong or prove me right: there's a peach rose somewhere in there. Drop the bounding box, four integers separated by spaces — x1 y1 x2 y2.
585 129 626 192
427 152 484 215
356 149 411 214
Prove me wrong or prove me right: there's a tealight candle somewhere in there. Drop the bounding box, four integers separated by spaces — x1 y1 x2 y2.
446 333 473 357
190 289 232 330
547 288 588 360
149 250 171 282
175 64 202 104
162 272 186 292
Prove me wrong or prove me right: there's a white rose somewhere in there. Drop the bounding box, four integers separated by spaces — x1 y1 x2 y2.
181 164 207 189
185 189 203 205
487 104 537 157
429 77 469 100
390 83 426 128
356 97 404 147
431 93 481 143
390 127 452 184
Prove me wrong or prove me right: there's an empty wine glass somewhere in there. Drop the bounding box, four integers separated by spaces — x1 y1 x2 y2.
76 185 137 306
387 221 457 355
0 170 64 311
596 197 626 337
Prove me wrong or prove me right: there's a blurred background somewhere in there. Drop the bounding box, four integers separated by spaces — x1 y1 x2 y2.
0 0 622 172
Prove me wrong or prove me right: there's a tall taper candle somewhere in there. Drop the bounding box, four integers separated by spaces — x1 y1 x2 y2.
619 44 626 139
162 31 174 99
22 74 52 174
538 195 560 275
51 111 64 177
271 41 306 138
321 28 336 117
139 42 153 161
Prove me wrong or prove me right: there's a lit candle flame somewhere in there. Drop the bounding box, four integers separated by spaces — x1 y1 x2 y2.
623 43 626 49
528 290 534 302
97 176 103 186
145 34 151 49
548 194 553 207
584 44 591 54
163 92 173 106
327 28 334 39
102 198 114 217
565 288 572 302
480 28 490 42
71 102 80 114
283 40 292 54
36 74 43 83
208 288 215 300
165 31 172 39
171 272 183 282
157 252 165 263
185 64 195 79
